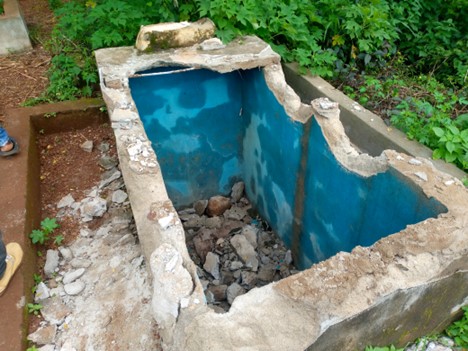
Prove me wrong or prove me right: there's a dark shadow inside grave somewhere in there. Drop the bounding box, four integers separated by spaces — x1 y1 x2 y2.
129 67 447 310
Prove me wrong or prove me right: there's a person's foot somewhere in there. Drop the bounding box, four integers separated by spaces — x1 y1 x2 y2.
0 140 14 152
0 137 19 157
0 243 23 296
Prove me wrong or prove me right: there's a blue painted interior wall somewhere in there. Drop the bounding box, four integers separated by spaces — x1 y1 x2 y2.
130 67 447 270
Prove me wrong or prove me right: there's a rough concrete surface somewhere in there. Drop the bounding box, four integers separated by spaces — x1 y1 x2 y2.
96 34 468 351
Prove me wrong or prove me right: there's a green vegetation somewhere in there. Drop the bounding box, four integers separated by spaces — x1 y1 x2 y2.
365 305 468 350
446 305 468 347
0 0 4 15
29 217 60 245
31 0 467 173
365 346 403 351
26 303 43 315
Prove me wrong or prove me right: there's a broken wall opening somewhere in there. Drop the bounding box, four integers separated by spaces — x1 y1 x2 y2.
129 66 447 270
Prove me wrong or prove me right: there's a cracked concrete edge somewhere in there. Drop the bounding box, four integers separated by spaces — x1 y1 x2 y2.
96 36 468 350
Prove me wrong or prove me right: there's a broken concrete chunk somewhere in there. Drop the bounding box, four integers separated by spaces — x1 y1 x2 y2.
135 18 216 52
57 194 75 209
193 199 208 216
230 234 258 271
226 282 246 305
199 37 226 51
230 181 245 202
80 140 93 153
203 252 220 280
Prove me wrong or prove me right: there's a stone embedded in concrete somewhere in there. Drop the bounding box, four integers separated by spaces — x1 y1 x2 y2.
135 18 216 52
150 244 193 341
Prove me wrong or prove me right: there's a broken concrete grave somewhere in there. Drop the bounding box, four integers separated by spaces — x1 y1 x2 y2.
95 22 468 351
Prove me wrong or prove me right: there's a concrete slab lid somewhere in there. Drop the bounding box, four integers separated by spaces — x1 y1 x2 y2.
95 34 468 351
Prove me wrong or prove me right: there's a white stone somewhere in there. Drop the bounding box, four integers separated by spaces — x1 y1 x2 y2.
80 197 107 218
230 234 258 271
44 250 60 277
415 172 428 181
64 280 86 295
409 158 422 165
35 282 50 301
241 225 258 249
27 324 57 345
57 194 75 209
58 246 73 261
112 189 128 203
199 38 226 51
63 268 85 285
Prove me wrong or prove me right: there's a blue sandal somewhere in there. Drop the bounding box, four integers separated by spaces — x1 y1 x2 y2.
0 137 20 157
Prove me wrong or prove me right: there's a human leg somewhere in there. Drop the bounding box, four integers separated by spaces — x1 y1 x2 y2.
0 127 9 148
0 233 6 278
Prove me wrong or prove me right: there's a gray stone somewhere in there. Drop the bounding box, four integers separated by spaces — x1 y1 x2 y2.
38 345 55 351
112 189 128 203
199 38 226 51
70 258 91 269
80 140 93 153
193 235 213 263
99 169 121 189
226 283 246 305
34 282 50 302
230 234 258 271
224 206 248 221
99 155 118 170
57 194 75 209
80 197 107 218
41 296 71 325
27 324 57 345
44 250 59 277
63 268 86 284
58 246 73 261
206 284 227 301
64 280 86 295
242 225 258 249
206 196 231 217
215 220 244 238
284 250 293 265
205 216 223 228
257 264 276 282
203 252 220 280
98 142 110 153
230 181 245 202
241 271 257 289
230 261 243 271
194 200 208 216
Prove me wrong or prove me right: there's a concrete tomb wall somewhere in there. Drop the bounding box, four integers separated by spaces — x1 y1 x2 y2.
95 33 468 351
130 67 447 270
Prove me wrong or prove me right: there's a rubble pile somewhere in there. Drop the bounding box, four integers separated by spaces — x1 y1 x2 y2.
179 182 298 312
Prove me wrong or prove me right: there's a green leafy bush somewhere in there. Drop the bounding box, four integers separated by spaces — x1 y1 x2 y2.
445 306 468 347
0 0 4 15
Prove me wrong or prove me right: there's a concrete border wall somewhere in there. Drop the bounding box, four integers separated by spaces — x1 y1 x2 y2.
0 0 32 55
95 36 468 351
282 63 466 180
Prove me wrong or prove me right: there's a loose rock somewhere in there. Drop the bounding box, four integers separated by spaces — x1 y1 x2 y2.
206 196 231 216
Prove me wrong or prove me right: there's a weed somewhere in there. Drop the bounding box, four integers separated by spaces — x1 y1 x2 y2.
445 306 468 347
29 218 60 245
27 303 43 315
54 234 65 246
44 112 57 119
26 347 38 351
364 345 403 351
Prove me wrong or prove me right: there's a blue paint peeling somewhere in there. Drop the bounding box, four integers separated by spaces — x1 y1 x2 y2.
130 67 447 270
